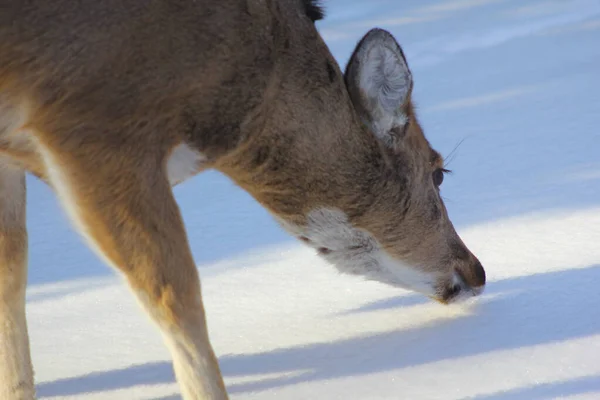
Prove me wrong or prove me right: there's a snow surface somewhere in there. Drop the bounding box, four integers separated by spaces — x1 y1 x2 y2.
25 0 600 399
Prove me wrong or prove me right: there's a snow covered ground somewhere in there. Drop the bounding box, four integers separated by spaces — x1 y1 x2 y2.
25 0 600 399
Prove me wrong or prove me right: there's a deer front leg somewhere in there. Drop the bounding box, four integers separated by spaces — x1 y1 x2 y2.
0 159 35 400
36 140 228 400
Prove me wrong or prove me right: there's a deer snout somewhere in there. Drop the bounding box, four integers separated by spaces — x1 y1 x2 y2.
439 260 486 304
458 259 486 289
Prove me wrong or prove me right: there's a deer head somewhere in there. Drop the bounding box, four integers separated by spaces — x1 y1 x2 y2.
221 27 485 304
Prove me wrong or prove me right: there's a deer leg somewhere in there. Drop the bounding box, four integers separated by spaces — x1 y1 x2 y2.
0 159 34 400
36 141 228 400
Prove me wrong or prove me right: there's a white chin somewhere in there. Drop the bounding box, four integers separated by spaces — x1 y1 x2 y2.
322 247 437 297
372 251 437 296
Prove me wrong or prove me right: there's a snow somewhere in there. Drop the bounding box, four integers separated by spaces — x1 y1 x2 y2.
24 0 600 399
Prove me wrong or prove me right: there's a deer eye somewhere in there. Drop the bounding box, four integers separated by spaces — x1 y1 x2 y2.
433 168 445 187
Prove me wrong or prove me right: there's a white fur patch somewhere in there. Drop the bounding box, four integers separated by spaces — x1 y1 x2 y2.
278 208 436 296
166 143 205 186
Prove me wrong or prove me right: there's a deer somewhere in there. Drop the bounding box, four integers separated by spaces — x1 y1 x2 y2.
0 0 486 399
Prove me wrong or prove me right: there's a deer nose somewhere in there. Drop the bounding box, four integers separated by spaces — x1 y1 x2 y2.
456 259 486 289
472 260 486 287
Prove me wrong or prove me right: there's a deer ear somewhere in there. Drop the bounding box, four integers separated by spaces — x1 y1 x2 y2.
344 28 413 147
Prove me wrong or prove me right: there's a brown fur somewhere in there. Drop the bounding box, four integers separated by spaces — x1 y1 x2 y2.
0 1 485 399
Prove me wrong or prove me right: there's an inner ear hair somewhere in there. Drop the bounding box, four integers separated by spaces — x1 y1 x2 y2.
344 28 414 145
